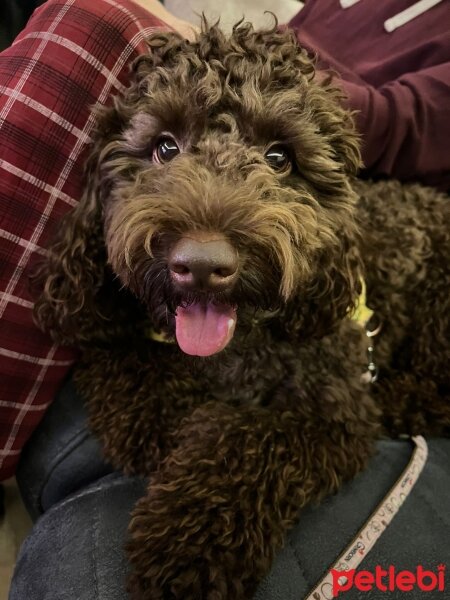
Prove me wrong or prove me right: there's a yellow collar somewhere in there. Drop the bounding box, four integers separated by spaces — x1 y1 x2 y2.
349 278 374 327
144 326 175 344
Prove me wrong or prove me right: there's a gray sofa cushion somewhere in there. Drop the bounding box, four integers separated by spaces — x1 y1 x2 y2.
16 379 113 521
11 439 450 600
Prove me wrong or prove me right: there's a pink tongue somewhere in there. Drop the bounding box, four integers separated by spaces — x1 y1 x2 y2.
175 302 237 356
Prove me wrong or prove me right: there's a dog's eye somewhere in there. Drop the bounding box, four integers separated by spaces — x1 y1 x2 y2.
264 145 291 173
154 137 180 163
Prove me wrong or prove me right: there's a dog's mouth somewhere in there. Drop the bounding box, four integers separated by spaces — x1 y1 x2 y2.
135 254 281 356
175 301 237 357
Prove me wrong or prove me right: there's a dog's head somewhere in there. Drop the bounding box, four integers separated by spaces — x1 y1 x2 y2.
34 20 362 356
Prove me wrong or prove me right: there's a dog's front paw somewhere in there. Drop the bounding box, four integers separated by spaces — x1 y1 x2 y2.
126 490 259 600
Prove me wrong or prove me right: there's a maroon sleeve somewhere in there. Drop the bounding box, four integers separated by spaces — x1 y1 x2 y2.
0 0 167 480
342 63 450 190
288 0 450 189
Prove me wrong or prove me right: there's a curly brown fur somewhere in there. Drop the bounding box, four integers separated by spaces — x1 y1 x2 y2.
33 19 449 600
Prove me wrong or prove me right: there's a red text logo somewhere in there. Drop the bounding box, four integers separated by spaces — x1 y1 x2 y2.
331 565 446 596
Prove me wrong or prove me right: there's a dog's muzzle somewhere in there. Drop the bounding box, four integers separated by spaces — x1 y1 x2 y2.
167 232 239 357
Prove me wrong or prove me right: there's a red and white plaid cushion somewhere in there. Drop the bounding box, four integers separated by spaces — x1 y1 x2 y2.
0 0 167 480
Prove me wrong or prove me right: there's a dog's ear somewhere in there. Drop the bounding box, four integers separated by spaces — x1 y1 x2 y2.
310 74 362 177
32 147 106 346
32 107 139 347
272 228 363 342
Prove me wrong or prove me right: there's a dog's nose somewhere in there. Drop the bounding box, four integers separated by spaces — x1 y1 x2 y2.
168 235 239 292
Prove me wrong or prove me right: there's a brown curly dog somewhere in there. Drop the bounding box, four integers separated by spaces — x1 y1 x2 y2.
33 20 450 600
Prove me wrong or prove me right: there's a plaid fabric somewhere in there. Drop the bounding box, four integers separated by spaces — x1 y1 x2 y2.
0 0 167 480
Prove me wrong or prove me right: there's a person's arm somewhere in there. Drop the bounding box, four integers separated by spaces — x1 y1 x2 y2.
342 63 450 190
288 0 449 189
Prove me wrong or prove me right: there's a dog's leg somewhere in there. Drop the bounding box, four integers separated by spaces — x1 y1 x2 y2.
73 349 191 475
126 394 378 600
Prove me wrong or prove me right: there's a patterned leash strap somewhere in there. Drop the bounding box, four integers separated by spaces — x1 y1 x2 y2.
304 436 428 600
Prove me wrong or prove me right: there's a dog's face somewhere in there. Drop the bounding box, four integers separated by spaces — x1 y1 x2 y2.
36 23 362 355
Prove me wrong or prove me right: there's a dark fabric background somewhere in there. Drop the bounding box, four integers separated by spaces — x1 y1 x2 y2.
0 1 47 51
